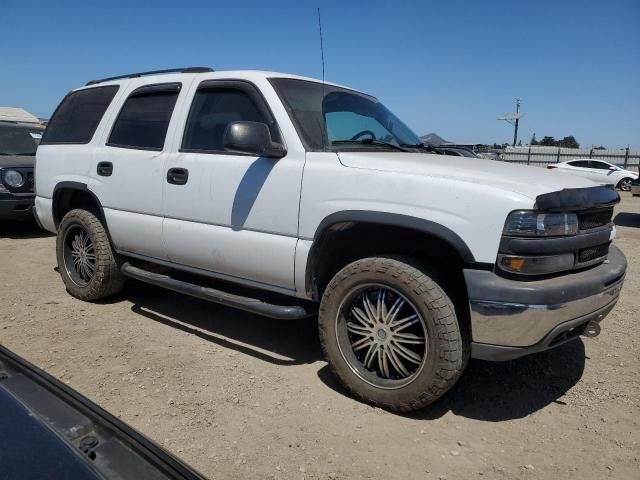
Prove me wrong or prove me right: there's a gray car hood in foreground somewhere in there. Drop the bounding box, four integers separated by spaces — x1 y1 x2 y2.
0 154 35 168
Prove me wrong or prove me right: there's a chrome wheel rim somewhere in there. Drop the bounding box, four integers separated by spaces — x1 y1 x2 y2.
63 225 96 287
335 284 428 390
620 179 632 191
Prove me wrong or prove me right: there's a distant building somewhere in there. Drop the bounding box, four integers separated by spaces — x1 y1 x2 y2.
0 107 42 125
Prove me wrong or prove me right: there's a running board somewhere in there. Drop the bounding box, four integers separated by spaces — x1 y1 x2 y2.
120 262 313 320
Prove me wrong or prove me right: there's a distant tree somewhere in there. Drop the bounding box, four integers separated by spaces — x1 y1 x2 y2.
539 136 556 146
594 145 606 150
557 136 580 148
530 133 538 145
517 140 522 146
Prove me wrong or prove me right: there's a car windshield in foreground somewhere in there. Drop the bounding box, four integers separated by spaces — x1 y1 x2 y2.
270 77 423 152
0 124 39 155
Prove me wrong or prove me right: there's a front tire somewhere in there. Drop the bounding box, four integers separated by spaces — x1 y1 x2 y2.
56 209 125 301
318 257 468 412
618 177 633 191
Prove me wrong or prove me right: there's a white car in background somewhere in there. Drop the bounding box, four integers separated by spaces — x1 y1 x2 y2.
548 159 638 191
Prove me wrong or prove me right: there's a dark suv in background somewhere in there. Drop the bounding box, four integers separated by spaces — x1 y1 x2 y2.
0 121 42 221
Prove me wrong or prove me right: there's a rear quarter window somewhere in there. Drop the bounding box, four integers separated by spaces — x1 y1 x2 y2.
41 85 119 145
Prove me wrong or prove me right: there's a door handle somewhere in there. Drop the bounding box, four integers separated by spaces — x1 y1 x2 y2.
97 161 113 176
167 167 189 185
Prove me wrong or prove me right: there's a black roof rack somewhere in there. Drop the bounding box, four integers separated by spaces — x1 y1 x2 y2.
86 67 213 86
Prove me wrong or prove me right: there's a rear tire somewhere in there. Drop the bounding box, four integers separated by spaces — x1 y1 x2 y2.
617 177 633 191
56 209 125 301
318 257 468 413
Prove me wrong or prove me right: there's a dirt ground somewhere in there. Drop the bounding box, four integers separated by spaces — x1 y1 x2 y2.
1 194 638 480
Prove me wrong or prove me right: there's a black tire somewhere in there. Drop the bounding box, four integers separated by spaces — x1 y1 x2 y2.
617 177 633 191
318 257 468 413
56 209 125 301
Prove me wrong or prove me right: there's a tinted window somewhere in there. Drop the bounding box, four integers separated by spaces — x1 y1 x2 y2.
41 86 119 144
108 84 180 150
0 124 39 155
182 87 277 152
590 161 612 170
569 160 591 168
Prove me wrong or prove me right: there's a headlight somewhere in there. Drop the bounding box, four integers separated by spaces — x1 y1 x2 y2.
3 169 25 188
498 253 575 275
503 211 578 237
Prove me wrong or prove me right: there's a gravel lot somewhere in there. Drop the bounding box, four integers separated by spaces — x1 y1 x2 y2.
1 193 638 480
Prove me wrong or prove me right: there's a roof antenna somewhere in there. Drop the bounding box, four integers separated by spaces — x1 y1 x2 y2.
317 7 327 151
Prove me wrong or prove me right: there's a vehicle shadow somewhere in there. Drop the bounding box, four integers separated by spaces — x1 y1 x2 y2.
124 281 322 366
614 212 640 228
124 281 586 422
317 339 586 422
0 220 53 239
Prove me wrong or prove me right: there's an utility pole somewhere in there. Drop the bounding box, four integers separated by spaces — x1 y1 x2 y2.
513 98 520 146
498 99 524 147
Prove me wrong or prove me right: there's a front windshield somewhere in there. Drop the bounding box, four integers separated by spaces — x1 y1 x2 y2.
270 78 422 151
0 124 39 155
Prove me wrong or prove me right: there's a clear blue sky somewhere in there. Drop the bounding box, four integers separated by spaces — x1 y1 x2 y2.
3 0 639 148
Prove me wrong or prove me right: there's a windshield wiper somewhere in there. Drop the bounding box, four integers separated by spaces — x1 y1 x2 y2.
400 143 433 152
331 139 410 152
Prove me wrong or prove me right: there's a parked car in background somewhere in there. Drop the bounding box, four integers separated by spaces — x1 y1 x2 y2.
631 177 640 197
432 145 481 158
35 68 626 412
548 159 638 191
475 151 499 160
0 121 42 221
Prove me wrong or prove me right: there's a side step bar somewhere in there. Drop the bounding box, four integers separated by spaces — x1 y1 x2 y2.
120 262 313 320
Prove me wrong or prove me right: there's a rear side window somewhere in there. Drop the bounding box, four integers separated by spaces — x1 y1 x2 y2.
182 82 280 153
108 83 180 151
569 160 590 168
41 85 119 145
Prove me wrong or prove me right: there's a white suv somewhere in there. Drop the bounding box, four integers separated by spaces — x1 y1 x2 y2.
35 68 627 412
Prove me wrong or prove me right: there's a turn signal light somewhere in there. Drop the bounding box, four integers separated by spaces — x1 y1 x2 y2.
498 253 574 275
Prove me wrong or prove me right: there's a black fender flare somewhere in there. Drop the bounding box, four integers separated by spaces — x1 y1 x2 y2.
52 181 108 230
304 210 477 297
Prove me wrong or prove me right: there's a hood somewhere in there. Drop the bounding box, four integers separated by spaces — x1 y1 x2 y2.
0 154 35 168
337 152 597 201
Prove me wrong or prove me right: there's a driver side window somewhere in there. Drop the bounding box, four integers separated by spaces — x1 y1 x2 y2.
590 161 612 170
182 85 280 153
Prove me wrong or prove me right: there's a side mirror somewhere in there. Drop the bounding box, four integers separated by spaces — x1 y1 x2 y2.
608 166 617 171
223 121 286 158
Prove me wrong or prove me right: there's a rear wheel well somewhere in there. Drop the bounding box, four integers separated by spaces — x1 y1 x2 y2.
52 187 103 228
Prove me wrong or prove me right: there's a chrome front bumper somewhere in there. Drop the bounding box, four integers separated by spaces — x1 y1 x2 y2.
465 245 627 359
